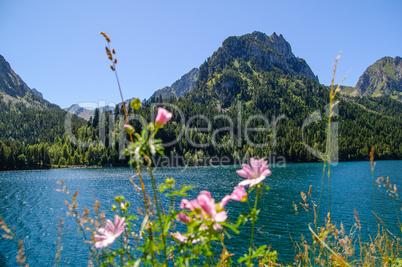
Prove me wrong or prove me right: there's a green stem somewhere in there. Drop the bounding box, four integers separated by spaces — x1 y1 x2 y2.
136 168 155 264
371 168 377 219
327 103 332 217
328 164 331 216
148 165 168 266
392 198 402 232
120 234 124 266
248 186 259 266
317 161 326 226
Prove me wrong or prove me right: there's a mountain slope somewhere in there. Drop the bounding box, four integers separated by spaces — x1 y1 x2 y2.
0 55 86 145
353 56 402 101
148 71 402 162
0 55 59 109
187 32 319 108
150 68 199 100
141 31 401 162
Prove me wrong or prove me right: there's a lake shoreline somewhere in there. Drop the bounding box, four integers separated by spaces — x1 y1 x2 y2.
1 158 400 173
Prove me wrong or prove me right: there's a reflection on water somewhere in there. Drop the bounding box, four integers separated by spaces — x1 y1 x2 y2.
0 161 401 265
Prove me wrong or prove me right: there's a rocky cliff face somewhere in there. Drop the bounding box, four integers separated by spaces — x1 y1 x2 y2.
149 32 318 101
197 31 318 83
0 54 55 109
31 88 43 98
353 56 402 101
0 55 31 98
150 68 199 100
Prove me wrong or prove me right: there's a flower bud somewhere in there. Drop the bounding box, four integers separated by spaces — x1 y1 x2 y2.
130 98 141 110
155 107 172 127
165 178 174 185
125 201 130 207
124 124 135 134
111 204 117 211
147 122 155 131
115 196 124 203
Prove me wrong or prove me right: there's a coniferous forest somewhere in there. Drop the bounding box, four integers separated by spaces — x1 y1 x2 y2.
1 32 401 171
1 69 401 171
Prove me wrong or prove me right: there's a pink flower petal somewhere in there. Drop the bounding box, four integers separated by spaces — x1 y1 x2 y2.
220 195 231 209
105 219 114 232
238 179 253 187
236 164 255 178
261 168 272 177
199 191 211 199
249 158 261 174
230 186 247 201
155 107 172 125
197 193 215 216
94 215 126 248
213 223 222 230
214 211 227 223
97 228 107 235
171 232 187 242
180 199 191 210
237 158 270 187
176 212 191 223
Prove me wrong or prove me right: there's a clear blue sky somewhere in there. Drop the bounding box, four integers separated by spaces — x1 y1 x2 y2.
1 0 401 108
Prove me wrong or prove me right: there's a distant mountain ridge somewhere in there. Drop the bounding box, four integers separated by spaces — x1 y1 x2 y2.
353 56 402 101
64 104 94 121
0 54 57 109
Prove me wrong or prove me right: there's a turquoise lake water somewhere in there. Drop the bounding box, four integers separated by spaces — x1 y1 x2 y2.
0 161 401 265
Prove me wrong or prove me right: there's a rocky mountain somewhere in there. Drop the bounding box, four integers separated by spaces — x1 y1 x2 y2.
144 31 401 162
0 54 86 145
184 31 320 108
197 31 318 83
149 32 317 101
353 56 402 101
64 104 94 120
0 55 58 109
150 68 199 100
31 88 43 98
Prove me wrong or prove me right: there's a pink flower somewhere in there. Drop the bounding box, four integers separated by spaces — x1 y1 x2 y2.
171 232 199 243
176 212 191 224
230 185 247 201
219 185 247 209
94 215 126 248
197 191 215 216
236 158 271 187
220 195 231 209
180 199 200 211
155 107 172 126
211 211 227 230
197 191 227 230
179 191 227 230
